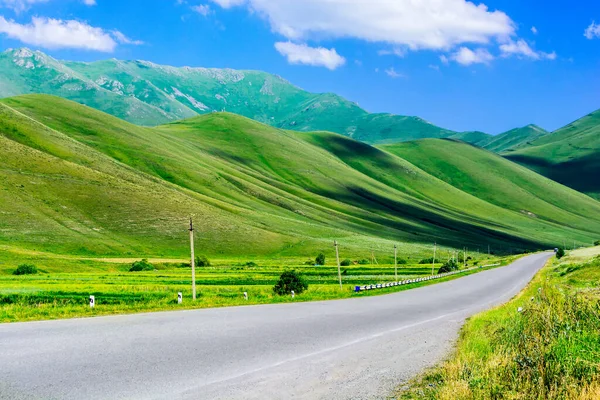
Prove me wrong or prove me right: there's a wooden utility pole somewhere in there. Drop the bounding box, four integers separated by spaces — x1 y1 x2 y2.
431 242 437 275
334 240 342 289
463 247 467 268
189 217 196 300
394 244 398 281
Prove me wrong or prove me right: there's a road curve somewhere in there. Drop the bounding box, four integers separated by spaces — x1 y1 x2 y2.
0 252 551 400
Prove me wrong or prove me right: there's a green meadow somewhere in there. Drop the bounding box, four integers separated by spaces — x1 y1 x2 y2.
0 248 513 322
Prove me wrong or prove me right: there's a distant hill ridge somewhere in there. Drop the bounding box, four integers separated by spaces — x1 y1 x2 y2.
0 47 542 146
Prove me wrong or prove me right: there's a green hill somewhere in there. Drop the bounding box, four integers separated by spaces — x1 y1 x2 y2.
449 131 492 146
0 48 478 145
504 111 600 200
1 94 599 259
481 124 549 153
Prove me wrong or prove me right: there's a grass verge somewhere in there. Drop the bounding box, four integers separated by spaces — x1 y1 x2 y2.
397 247 600 399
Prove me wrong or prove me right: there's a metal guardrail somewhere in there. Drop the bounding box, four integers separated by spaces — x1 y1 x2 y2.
354 263 501 292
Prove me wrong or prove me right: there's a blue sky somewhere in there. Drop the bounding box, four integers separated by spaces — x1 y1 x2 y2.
0 0 599 134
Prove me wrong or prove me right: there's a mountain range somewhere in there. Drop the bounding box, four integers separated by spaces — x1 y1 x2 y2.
0 48 597 200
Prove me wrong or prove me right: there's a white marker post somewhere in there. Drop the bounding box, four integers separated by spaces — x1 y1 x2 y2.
89 295 95 308
243 292 248 300
394 244 398 282
334 240 342 290
291 290 295 299
177 292 183 304
189 217 196 301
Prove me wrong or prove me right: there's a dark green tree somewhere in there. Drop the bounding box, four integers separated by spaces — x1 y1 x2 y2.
13 264 38 275
315 253 326 265
438 259 459 274
556 248 565 259
273 270 308 295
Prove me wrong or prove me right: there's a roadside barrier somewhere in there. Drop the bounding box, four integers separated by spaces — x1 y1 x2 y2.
354 263 501 292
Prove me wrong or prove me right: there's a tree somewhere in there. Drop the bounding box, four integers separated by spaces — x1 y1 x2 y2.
315 253 325 266
195 255 211 267
273 270 308 296
13 264 38 275
130 259 153 272
438 259 459 274
556 248 565 259
340 259 352 266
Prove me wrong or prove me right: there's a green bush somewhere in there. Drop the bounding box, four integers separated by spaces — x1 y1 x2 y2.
438 259 459 274
315 253 325 266
340 259 352 266
273 270 308 296
556 248 565 259
594 240 600 246
358 259 370 265
129 259 154 272
13 264 38 275
397 258 408 265
244 261 258 268
195 255 211 267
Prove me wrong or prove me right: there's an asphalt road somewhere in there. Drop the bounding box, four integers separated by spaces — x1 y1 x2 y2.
0 252 551 400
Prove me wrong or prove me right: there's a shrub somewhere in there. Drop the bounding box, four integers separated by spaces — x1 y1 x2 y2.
315 253 325 266
244 261 258 268
195 255 211 267
129 259 153 272
13 264 38 275
358 259 370 265
419 257 434 264
556 248 565 259
397 258 408 265
273 270 308 296
594 240 600 246
340 259 352 266
438 259 459 274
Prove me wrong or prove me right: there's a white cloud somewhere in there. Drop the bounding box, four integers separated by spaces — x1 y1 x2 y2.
191 4 211 16
378 47 407 58
0 0 95 12
440 55 449 65
274 41 345 70
531 26 537 35
584 22 600 39
209 0 515 51
499 39 555 60
111 30 144 45
210 0 244 7
385 67 405 78
450 47 494 65
429 64 440 71
0 16 118 51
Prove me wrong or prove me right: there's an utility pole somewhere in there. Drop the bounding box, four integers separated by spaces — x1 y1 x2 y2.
394 244 398 281
463 247 466 268
334 240 342 290
431 242 437 275
189 217 196 301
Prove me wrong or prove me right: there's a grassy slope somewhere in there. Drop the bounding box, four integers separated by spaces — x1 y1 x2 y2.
382 139 600 245
480 124 548 153
504 111 600 200
400 247 600 400
2 95 600 261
